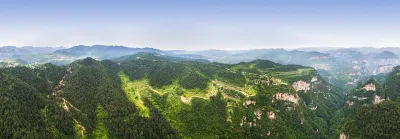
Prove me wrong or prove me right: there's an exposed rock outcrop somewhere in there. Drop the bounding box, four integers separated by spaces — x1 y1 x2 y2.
243 100 256 106
310 106 318 110
180 96 190 104
361 83 376 91
63 99 69 112
240 116 246 127
255 109 262 120
346 101 354 106
292 80 310 92
267 111 276 120
357 97 368 100
373 94 385 104
273 93 299 105
311 76 318 82
339 132 349 139
373 65 393 74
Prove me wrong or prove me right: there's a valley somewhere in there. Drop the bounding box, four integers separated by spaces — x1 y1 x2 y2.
2 0 399 138
1 46 400 138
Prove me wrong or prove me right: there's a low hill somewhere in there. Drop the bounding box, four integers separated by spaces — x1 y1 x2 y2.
374 51 399 59
54 45 162 59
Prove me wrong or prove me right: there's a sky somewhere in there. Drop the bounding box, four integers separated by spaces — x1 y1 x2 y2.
0 0 400 50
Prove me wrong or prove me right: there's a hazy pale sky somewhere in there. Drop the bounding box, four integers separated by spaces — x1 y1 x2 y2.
0 0 399 50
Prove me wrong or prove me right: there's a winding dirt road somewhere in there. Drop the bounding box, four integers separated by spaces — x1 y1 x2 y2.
52 67 85 137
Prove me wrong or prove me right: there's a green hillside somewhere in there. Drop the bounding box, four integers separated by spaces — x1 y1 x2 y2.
1 53 346 138
329 66 400 139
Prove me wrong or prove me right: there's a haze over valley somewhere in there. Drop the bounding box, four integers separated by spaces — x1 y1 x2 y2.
2 45 400 138
2 0 400 138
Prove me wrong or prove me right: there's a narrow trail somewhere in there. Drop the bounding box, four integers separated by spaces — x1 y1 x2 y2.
53 68 72 96
180 83 220 104
74 119 86 137
212 80 255 97
52 67 85 137
147 83 217 104
180 96 210 104
147 80 252 104
62 98 81 112
147 85 162 95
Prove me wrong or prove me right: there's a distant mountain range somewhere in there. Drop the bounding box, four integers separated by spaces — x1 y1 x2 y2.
2 45 400 91
0 46 65 59
54 45 162 59
2 46 400 138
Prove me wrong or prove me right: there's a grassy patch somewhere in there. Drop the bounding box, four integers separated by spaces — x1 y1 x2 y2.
244 85 257 96
118 71 150 118
93 105 109 138
74 121 85 139
154 80 210 99
271 77 288 85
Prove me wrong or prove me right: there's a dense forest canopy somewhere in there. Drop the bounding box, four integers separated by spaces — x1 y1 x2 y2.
1 52 400 138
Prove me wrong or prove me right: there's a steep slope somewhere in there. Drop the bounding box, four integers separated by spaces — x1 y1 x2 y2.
208 49 357 91
59 57 178 138
1 53 344 138
383 66 400 102
345 79 385 107
117 53 343 138
0 64 76 138
343 101 400 139
329 79 386 138
330 67 400 138
0 59 179 138
0 73 50 138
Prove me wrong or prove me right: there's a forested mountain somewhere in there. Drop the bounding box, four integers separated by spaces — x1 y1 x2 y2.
329 66 400 139
5 45 400 88
3 51 400 138
0 45 208 66
0 57 178 138
180 47 400 92
1 52 346 138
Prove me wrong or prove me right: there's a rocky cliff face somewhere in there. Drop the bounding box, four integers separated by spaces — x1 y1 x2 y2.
373 65 394 74
292 80 310 92
361 83 376 91
273 93 300 105
345 80 385 107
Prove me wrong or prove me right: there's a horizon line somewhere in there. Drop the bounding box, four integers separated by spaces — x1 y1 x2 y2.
1 44 400 51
